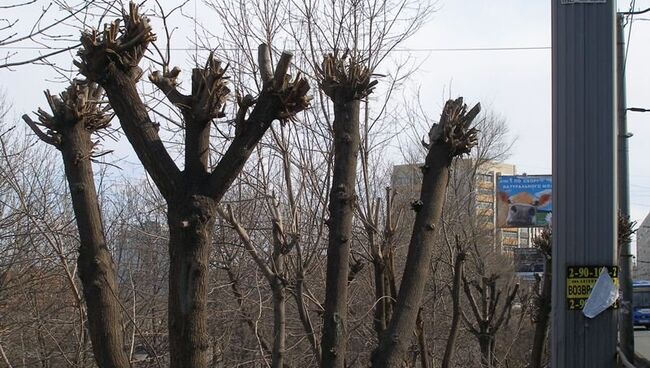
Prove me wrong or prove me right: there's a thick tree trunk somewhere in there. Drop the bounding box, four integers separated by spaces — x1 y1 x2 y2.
530 258 551 368
60 124 130 368
372 98 479 367
167 197 216 368
320 97 361 368
441 251 465 368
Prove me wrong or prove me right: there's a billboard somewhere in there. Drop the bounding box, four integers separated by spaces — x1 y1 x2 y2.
513 247 545 274
496 175 552 228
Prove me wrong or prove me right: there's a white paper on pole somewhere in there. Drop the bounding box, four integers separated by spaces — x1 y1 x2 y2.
582 267 618 318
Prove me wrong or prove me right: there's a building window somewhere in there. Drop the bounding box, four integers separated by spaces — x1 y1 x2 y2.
478 214 493 222
502 231 518 239
478 187 494 195
479 173 494 183
477 201 493 210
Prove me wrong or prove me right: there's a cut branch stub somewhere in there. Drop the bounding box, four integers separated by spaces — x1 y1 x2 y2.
258 46 311 123
427 97 480 158
150 53 231 122
22 80 111 149
317 52 377 101
75 2 155 82
274 70 311 123
149 67 192 108
190 52 230 121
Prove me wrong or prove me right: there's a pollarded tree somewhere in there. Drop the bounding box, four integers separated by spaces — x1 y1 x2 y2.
22 81 131 368
23 2 310 367
372 97 481 367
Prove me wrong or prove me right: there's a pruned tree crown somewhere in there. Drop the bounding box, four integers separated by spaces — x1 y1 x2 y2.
426 97 481 158
149 52 231 122
318 52 378 101
75 2 155 82
22 81 110 149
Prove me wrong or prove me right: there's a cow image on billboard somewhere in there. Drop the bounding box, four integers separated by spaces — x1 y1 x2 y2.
496 175 552 228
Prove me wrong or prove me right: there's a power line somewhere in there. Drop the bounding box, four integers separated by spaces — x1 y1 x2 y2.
0 45 552 52
624 0 636 70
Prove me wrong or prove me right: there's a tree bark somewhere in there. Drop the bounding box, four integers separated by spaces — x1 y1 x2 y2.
372 248 387 337
294 270 321 361
23 81 130 368
441 251 465 368
416 309 430 368
23 84 130 368
272 282 286 368
62 125 130 368
320 95 361 368
270 216 288 368
479 335 493 368
371 98 480 367
101 68 183 200
530 256 551 368
167 197 216 367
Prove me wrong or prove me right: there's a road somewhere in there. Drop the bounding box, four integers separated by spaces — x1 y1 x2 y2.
635 328 650 362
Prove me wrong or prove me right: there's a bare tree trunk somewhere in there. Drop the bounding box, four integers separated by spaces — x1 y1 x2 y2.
167 198 216 367
416 309 430 368
66 129 130 368
372 247 387 336
22 83 130 368
272 283 286 368
360 189 400 341
271 213 288 368
319 53 375 368
441 251 466 368
530 247 552 368
294 271 321 360
372 98 480 367
479 335 492 368
321 94 361 368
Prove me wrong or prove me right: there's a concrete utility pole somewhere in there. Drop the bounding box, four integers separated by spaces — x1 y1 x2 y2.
617 12 634 365
552 0 618 367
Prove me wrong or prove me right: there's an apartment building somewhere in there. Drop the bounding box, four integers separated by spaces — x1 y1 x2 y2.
391 159 535 252
635 213 650 280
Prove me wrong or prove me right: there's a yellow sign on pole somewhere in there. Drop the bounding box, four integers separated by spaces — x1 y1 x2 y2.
566 266 619 310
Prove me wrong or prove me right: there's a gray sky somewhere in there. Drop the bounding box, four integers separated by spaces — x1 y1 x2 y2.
1 0 649 237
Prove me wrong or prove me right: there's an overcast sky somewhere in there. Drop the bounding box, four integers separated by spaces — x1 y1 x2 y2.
2 0 650 243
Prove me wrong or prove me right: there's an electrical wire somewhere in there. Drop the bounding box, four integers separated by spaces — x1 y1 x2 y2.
624 0 636 70
0 45 552 52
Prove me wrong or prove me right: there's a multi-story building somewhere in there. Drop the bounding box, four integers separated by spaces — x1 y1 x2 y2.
391 159 535 252
635 213 650 279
